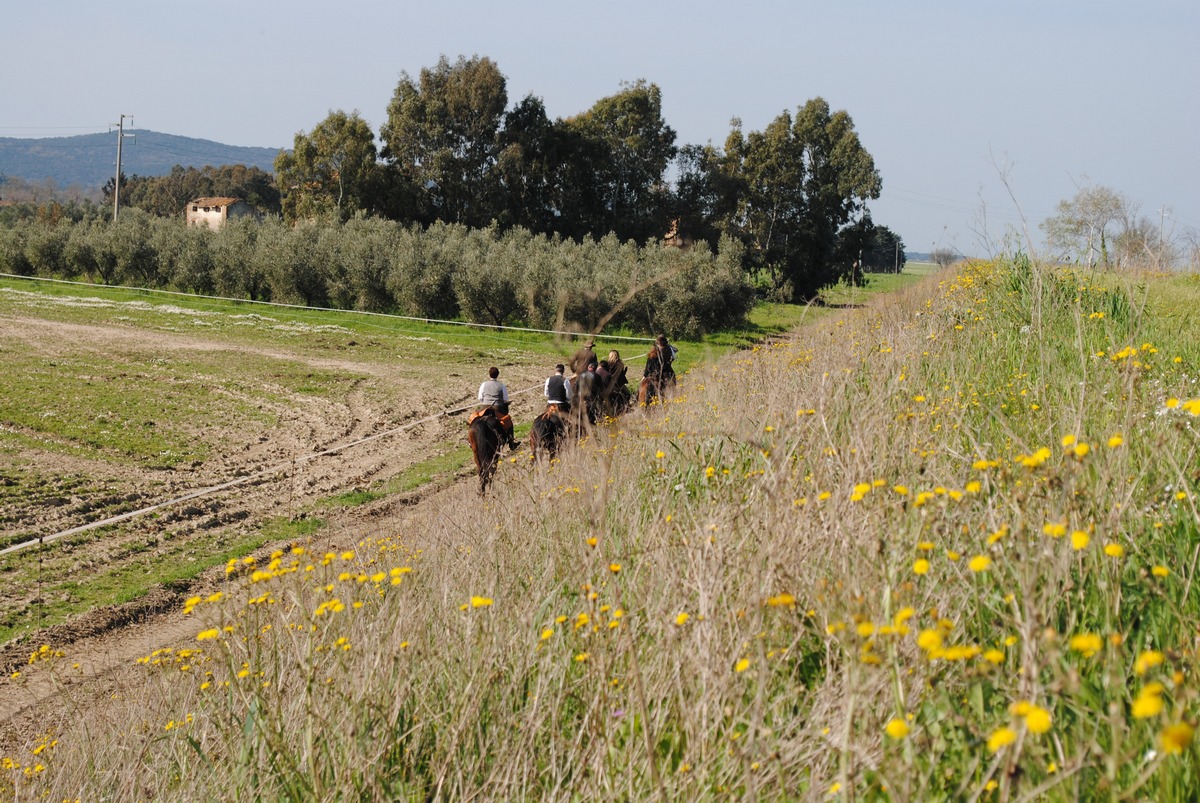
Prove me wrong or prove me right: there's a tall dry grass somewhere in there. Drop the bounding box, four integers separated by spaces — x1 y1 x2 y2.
5 257 1199 800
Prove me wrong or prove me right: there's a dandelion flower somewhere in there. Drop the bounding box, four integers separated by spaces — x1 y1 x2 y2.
1107 434 1124 448
734 658 751 673
470 596 494 608
1132 688 1165 719
968 555 992 573
916 629 943 653
609 563 621 573
987 727 1017 752
1071 530 1090 551
1069 633 1103 658
1043 522 1067 538
1152 565 1170 577
1104 543 1125 558
1160 722 1194 754
195 629 219 642
675 612 690 626
885 718 910 739
913 559 930 575
1024 706 1052 734
1136 650 1165 675
765 593 796 607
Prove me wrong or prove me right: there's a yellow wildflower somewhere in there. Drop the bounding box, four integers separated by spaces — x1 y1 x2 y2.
968 555 992 573
1160 722 1194 754
884 718 910 739
1069 633 1103 658
987 727 1017 752
1043 522 1067 538
1136 650 1165 675
1024 706 1052 734
1132 686 1165 719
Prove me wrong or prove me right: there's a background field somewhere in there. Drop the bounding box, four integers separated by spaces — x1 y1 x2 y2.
0 269 926 646
4 262 1196 800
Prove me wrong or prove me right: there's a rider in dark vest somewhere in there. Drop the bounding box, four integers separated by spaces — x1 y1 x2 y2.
544 364 571 411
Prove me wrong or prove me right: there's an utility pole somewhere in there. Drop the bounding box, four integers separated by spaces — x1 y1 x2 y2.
112 114 134 221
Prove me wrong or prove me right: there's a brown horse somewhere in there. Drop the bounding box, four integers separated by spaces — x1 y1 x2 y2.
529 404 568 461
467 408 505 493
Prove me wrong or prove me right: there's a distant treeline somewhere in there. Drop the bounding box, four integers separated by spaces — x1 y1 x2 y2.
1 54 911 314
62 56 903 300
0 207 755 338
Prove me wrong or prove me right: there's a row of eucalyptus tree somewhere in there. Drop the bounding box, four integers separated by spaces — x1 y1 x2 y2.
272 55 896 301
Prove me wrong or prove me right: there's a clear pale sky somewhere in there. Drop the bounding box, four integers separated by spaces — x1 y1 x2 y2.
4 0 1197 256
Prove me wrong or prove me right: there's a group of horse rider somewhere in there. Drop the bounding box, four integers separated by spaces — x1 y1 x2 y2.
472 334 678 449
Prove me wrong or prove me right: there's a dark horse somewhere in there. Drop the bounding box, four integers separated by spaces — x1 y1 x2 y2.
529 404 568 461
638 343 676 406
467 407 505 493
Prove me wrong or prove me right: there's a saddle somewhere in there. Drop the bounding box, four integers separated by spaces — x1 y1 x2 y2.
469 407 512 427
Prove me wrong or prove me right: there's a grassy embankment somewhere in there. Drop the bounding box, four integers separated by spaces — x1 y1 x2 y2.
4 260 1198 799
0 271 923 643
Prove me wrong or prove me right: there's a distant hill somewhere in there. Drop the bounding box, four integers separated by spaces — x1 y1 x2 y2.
0 131 282 189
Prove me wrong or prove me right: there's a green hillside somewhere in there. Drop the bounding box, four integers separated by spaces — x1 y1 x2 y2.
0 131 282 189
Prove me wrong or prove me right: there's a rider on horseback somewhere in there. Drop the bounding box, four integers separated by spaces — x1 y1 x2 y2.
641 335 677 404
477 366 519 449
